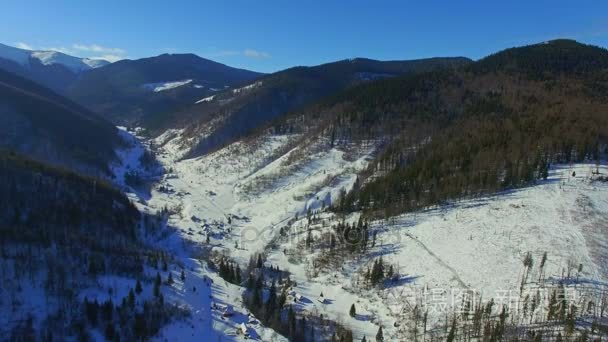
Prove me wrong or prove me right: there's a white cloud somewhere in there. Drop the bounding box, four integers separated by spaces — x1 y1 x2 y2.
15 42 33 50
244 49 271 59
12 42 127 63
90 54 124 63
41 46 73 54
72 44 125 55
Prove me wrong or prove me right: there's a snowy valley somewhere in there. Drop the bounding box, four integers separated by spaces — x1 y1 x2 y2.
108 125 608 341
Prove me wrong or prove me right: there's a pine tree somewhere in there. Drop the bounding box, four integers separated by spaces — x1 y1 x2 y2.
265 280 278 323
371 258 385 285
288 305 297 338
128 289 135 308
84 297 99 326
180 269 186 282
135 279 143 295
154 272 161 298
446 318 457 342
387 265 394 279
350 303 356 317
539 252 547 282
252 286 262 308
375 326 383 342
101 299 113 322
235 265 242 284
134 313 146 339
547 290 557 321
105 322 116 341
306 229 313 248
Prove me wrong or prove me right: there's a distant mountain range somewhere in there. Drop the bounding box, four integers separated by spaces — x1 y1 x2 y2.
0 43 109 93
0 43 265 126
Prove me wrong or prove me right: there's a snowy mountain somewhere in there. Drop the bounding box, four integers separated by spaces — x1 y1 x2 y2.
0 42 110 93
0 43 110 72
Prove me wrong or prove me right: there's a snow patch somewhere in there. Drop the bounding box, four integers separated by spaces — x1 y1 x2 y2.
143 79 193 92
195 95 215 104
232 81 262 94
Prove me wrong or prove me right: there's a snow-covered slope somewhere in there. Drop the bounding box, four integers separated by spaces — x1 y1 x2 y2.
111 125 608 340
268 163 608 340
0 43 110 72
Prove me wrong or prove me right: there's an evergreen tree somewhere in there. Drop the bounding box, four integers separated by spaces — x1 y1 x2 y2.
84 297 99 326
387 265 394 279
235 265 242 284
350 303 357 317
375 326 383 342
265 280 278 323
446 318 457 342
153 272 161 298
135 279 143 295
547 290 557 321
306 229 314 248
128 289 135 308
104 322 116 341
134 313 147 339
288 305 297 338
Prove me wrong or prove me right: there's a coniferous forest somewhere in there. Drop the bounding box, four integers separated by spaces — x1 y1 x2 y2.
272 40 608 218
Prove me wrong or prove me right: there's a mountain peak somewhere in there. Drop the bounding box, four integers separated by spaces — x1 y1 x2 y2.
473 39 608 76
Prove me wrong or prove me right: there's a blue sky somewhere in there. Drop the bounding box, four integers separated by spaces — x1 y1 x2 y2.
1 1 607 73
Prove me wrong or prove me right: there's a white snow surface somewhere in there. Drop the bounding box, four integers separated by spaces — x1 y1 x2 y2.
195 95 215 104
232 81 262 94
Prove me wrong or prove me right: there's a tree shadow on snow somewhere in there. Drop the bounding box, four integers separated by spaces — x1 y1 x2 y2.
383 274 422 288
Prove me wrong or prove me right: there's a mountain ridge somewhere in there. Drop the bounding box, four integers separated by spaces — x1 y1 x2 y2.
66 52 264 124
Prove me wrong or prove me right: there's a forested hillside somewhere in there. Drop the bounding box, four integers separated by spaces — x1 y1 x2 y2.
152 56 470 157
0 151 183 340
271 39 608 217
0 68 122 176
